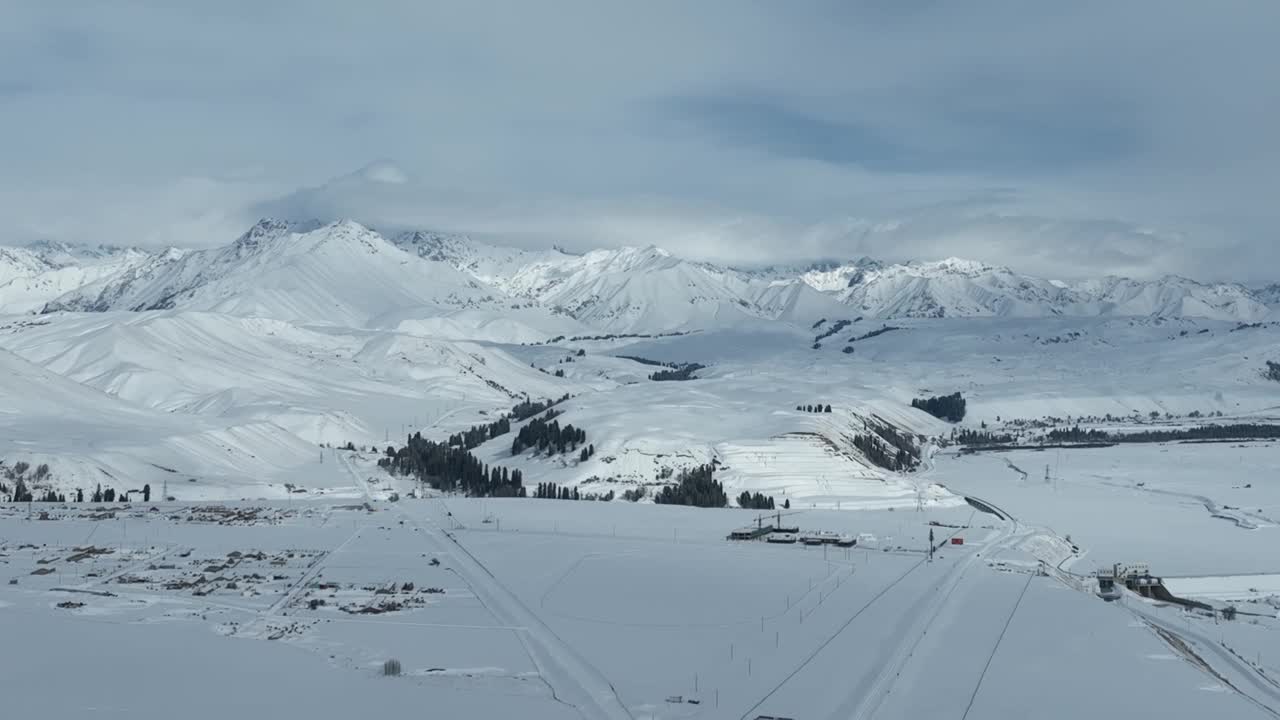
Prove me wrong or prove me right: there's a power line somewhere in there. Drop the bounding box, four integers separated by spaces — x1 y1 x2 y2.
961 572 1034 720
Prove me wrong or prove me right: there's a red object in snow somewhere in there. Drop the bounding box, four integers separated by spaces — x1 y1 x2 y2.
951 537 964 545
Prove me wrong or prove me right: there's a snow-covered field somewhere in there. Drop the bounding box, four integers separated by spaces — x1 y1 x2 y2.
932 441 1280 576
4 493 1277 719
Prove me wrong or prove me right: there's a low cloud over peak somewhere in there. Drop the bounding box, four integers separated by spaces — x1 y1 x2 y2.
3 2 1278 283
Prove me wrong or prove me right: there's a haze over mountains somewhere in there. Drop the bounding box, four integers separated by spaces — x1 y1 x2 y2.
2 218 1274 332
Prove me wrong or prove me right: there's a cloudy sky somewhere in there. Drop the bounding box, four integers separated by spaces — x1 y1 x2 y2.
4 1 1278 281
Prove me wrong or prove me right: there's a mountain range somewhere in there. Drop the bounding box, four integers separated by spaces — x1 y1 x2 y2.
2 219 1274 334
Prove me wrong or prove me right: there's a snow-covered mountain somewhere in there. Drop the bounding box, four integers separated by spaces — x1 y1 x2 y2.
796 257 1272 322
0 242 152 314
41 220 505 327
1252 283 1280 308
488 244 839 333
390 230 572 288
4 218 1276 329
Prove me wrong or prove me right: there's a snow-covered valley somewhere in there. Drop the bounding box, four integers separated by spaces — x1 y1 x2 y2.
3 220 1280 718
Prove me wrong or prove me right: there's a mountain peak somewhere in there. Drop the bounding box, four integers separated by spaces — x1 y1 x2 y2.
912 257 1000 276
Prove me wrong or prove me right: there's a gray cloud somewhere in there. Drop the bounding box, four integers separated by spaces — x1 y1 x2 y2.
3 1 1279 282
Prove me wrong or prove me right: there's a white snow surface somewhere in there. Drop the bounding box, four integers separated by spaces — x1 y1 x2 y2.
3 218 1280 717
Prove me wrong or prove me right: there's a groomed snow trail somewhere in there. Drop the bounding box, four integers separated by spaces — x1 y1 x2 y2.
340 453 633 720
840 517 1023 720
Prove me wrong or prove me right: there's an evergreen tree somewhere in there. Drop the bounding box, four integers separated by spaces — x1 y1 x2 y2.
75 488 84 503
143 484 151 502
654 465 726 508
783 498 790 509
911 393 966 422
92 483 103 503
11 478 31 503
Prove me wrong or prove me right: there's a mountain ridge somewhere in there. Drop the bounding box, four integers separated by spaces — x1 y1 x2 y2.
3 218 1274 330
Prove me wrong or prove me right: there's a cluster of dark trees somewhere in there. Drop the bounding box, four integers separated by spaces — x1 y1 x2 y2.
953 428 1015 445
811 318 827 329
2 461 50 483
796 404 833 413
848 325 901 343
1233 322 1273 333
7 483 66 503
618 355 668 367
379 433 526 497
536 330 689 345
512 411 587 456
577 444 597 462
448 417 512 451
621 486 647 502
854 422 921 472
737 490 775 509
1047 423 1280 444
2 470 148 504
912 392 967 422
534 482 579 500
654 465 727 507
854 435 913 472
617 356 706 380
1043 426 1111 443
532 482 614 501
650 363 705 381
89 484 129 503
1267 361 1280 383
511 394 570 422
814 319 852 344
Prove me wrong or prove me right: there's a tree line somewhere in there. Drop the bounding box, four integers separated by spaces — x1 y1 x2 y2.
1047 423 1280 444
440 394 573 452
912 392 967 422
814 319 852 344
654 464 727 507
379 433 526 497
448 416 511 451
737 491 775 510
532 482 614 501
511 394 570 422
650 363 705 381
4 480 149 504
797 404 833 413
854 421 921 472
848 325 901 343
512 410 588 457
953 428 1015 445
